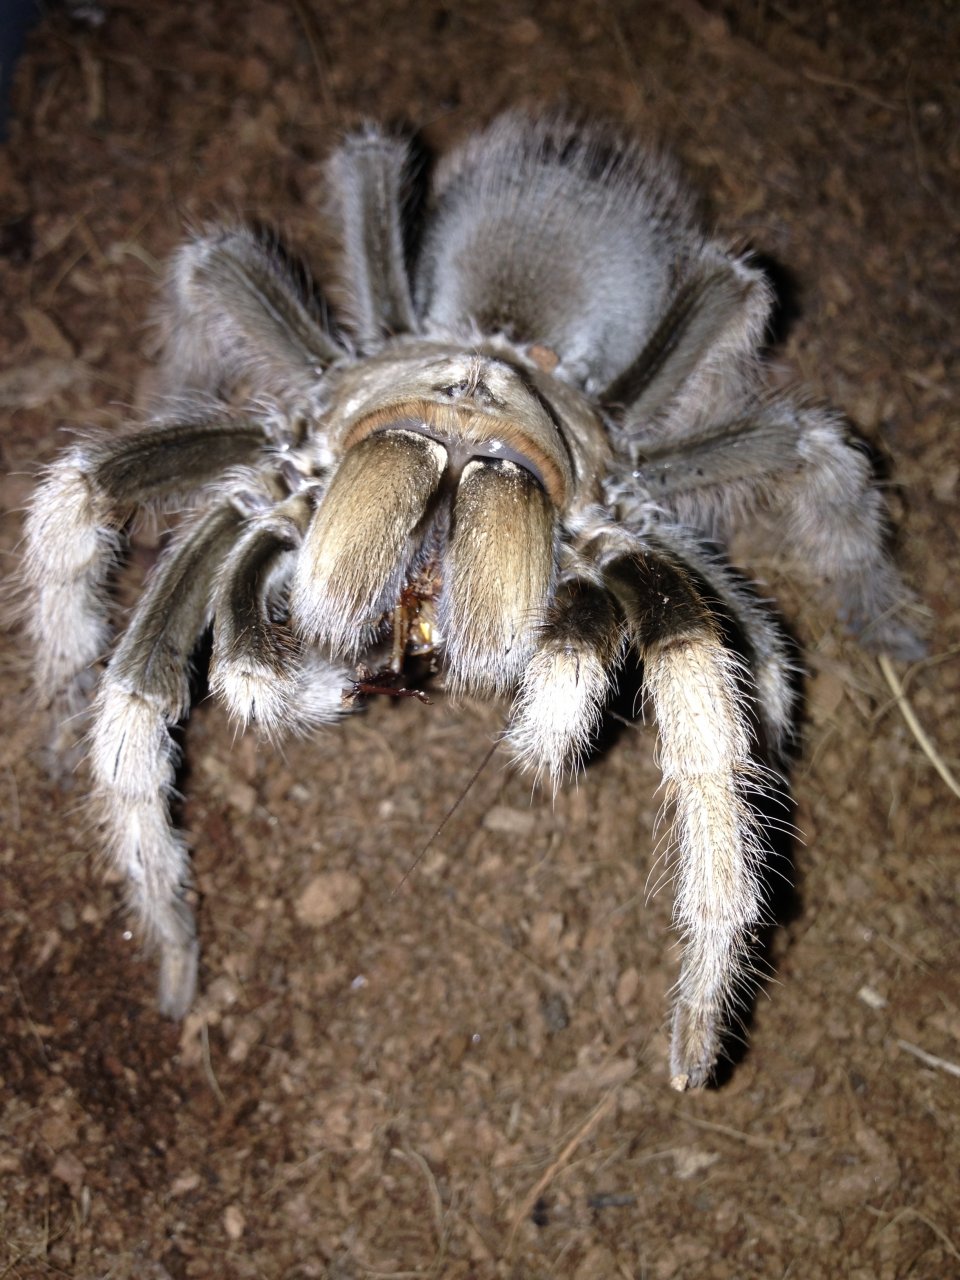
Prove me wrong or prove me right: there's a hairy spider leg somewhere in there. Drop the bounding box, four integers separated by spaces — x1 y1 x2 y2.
89 500 246 1018
599 537 768 1091
627 400 924 660
161 227 343 403
642 528 796 757
506 571 623 782
604 244 772 431
211 483 349 738
325 127 420 349
22 415 270 713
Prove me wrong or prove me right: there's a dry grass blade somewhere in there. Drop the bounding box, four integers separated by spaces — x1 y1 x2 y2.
868 1205 960 1262
200 1019 226 1105
878 654 960 801
506 1082 625 1255
674 1109 788 1153
896 1038 960 1080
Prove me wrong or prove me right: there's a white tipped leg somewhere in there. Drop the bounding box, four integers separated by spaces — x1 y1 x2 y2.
91 684 198 1016
22 454 120 712
649 530 796 756
507 577 622 782
643 633 764 1090
90 502 242 1015
782 408 924 659
621 399 924 662
602 545 767 1090
211 487 349 739
20 416 269 718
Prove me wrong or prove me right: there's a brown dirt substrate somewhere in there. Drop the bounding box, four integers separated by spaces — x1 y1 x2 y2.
1 3 958 1277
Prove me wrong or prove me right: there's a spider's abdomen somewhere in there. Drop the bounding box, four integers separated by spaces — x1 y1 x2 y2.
415 113 697 393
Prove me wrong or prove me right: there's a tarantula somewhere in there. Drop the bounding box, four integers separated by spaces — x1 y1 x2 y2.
19 113 919 1090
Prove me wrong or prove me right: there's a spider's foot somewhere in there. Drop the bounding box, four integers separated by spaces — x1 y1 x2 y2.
158 934 200 1020
669 1002 721 1092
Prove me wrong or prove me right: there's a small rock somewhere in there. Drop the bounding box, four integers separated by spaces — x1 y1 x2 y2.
170 1171 201 1196
227 1015 263 1064
505 17 541 44
932 462 958 502
807 670 845 723
52 1152 85 1196
857 984 887 1009
295 871 364 928
672 1147 720 1180
482 805 537 836
615 966 640 1008
223 1204 245 1240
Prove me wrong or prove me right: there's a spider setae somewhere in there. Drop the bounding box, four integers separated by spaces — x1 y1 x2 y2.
19 113 920 1089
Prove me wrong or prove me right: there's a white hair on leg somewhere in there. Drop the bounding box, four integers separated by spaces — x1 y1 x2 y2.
89 502 242 1013
507 577 622 783
642 631 766 1090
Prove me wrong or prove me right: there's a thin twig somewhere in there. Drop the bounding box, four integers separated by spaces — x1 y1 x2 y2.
11 976 49 1064
4 765 20 832
878 654 960 801
291 0 336 115
507 1084 623 1254
675 1109 788 1153
896 1039 960 1080
392 1148 446 1253
874 931 930 974
801 67 899 112
904 64 960 232
200 1019 226 1105
392 739 499 897
868 1205 960 1261
346 1264 426 1279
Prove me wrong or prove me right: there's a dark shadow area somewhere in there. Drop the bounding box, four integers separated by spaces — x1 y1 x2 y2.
748 251 804 352
0 0 40 141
